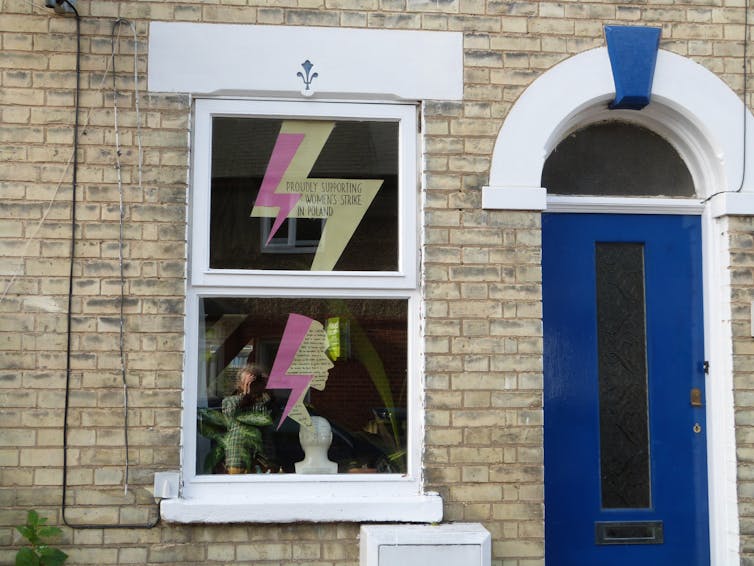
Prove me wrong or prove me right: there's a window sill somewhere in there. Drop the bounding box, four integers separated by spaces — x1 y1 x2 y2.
160 492 443 523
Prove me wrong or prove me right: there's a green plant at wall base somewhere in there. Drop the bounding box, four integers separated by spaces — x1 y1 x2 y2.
15 510 68 566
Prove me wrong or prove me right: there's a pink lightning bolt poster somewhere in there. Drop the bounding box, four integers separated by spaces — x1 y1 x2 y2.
266 313 333 429
250 121 383 271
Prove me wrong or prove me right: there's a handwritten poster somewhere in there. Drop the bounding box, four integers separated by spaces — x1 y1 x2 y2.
250 121 383 271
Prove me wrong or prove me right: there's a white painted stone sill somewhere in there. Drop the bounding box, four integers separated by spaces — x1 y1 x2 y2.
160 493 443 523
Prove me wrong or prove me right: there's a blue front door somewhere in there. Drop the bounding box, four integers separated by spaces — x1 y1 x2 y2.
543 214 709 565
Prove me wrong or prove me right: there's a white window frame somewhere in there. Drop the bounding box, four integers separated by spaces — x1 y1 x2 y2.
190 99 418 290
259 217 323 254
164 98 442 523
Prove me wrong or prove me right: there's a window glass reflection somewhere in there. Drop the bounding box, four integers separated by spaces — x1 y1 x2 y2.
196 297 408 475
210 118 399 271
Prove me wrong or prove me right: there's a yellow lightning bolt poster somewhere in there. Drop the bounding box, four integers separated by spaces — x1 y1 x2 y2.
250 121 383 271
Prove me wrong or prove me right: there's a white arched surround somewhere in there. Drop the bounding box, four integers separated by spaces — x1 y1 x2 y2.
484 47 753 566
484 47 754 215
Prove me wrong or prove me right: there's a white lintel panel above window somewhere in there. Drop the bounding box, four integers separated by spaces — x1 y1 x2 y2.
148 22 463 101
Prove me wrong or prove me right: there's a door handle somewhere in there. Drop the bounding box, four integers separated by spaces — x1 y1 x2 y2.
690 388 703 407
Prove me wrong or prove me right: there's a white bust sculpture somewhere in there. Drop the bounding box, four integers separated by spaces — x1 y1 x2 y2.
295 416 337 474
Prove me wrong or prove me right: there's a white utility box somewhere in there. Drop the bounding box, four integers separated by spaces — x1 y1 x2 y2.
360 523 491 566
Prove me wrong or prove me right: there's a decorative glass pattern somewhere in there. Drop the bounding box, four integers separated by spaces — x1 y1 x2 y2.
542 121 694 197
596 243 651 508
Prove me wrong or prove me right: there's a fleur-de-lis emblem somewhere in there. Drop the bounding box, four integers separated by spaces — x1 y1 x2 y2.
297 60 318 96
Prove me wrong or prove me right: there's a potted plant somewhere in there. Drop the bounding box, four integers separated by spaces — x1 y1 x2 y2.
197 407 273 473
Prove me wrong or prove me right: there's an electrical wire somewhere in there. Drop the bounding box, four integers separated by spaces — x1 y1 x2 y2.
701 0 750 204
112 16 143 498
0 5 118 305
58 0 159 529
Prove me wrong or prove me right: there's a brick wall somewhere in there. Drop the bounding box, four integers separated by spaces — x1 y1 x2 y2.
1 0 750 564
731 216 754 566
423 205 543 561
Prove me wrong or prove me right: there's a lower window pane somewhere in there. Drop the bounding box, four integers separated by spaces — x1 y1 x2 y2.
196 297 408 475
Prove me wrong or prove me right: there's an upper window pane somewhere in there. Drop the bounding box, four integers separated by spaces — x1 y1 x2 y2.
210 117 399 271
542 121 695 197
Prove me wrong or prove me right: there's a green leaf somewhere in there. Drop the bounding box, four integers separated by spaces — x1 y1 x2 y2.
16 525 35 543
197 409 230 441
238 448 253 470
197 423 225 442
39 547 68 566
235 412 273 427
203 443 225 473
198 408 228 429
18 528 41 547
26 510 41 528
15 547 40 566
237 426 263 449
36 526 62 539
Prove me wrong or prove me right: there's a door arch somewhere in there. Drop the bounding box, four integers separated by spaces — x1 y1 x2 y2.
485 47 754 201
484 46 754 565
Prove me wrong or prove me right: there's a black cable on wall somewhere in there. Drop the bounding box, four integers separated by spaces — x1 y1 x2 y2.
701 0 750 203
54 0 160 530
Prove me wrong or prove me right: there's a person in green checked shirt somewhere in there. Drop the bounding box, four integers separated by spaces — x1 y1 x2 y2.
222 364 275 474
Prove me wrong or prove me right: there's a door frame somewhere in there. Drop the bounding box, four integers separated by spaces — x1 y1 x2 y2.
483 46 754 565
